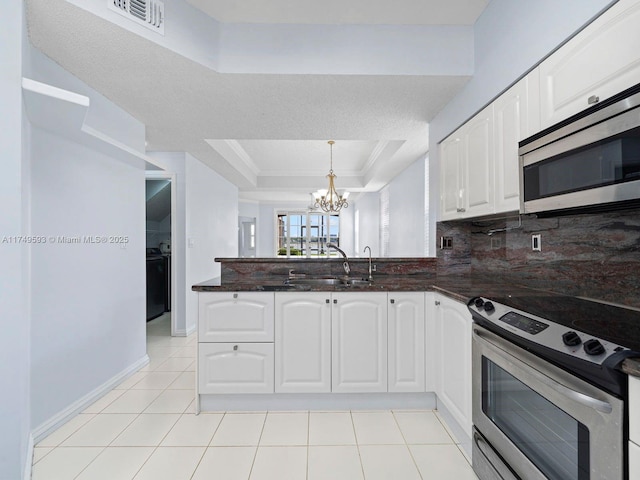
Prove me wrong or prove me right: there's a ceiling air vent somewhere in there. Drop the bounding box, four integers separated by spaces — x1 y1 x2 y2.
109 0 165 35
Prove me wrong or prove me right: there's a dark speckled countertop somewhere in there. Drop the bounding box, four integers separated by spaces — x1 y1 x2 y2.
192 273 640 377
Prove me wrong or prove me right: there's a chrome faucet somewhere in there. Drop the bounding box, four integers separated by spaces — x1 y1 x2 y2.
364 245 373 281
327 243 350 276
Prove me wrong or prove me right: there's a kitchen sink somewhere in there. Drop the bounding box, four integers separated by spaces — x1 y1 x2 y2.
344 278 374 287
284 277 344 286
283 277 374 288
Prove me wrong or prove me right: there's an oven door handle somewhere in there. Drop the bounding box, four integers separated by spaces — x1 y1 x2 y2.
473 327 613 414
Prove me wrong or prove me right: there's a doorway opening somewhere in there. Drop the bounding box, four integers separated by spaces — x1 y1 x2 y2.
145 173 176 336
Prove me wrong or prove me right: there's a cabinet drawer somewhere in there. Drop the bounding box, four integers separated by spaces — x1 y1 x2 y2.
198 292 274 342
198 343 274 394
630 375 640 444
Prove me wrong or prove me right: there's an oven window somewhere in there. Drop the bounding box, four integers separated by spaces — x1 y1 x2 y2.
482 358 589 480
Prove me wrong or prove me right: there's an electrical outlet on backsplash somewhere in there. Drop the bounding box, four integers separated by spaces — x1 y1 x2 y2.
436 207 640 309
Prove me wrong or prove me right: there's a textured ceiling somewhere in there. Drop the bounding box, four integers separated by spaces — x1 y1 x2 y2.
186 0 489 25
26 0 479 202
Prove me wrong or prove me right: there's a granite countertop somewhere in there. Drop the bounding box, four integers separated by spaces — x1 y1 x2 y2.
192 273 640 377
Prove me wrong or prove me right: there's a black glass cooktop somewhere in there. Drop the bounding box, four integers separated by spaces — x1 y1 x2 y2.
485 294 640 353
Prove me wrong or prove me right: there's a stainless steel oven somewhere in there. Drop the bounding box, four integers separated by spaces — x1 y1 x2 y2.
468 296 639 480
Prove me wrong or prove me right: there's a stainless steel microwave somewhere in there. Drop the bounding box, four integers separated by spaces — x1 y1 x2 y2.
519 84 640 215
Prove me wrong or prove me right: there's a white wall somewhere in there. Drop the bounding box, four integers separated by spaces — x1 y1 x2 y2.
24 44 148 436
218 23 473 75
185 153 238 333
387 157 427 257
339 203 356 257
30 128 146 429
427 0 614 255
353 193 381 257
0 2 30 478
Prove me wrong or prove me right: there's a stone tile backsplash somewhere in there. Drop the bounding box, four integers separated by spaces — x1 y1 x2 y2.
437 207 640 309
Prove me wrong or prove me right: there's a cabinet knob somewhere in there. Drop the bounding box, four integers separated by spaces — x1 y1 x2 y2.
588 94 600 105
390 299 395 304
456 208 466 213
233 345 238 351
233 293 238 299
435 300 441 306
326 299 330 304
333 299 337 304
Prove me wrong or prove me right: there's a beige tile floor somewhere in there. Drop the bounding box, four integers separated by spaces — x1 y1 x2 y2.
32 313 478 480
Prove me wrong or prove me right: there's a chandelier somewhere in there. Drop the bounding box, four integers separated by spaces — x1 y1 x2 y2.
313 140 349 213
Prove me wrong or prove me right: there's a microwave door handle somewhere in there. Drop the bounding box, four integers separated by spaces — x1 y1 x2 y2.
473 328 613 414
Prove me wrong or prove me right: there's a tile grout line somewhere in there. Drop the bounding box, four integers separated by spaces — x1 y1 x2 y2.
246 411 268 479
306 411 310 480
349 410 367 480
391 410 425 480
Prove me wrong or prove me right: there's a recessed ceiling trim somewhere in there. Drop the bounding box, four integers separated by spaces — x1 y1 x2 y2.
205 139 259 186
359 140 389 175
225 139 261 175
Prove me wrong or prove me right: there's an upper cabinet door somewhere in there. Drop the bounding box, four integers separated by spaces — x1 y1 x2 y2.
464 105 494 218
440 135 464 221
274 292 331 393
493 71 541 213
198 292 274 342
539 0 640 128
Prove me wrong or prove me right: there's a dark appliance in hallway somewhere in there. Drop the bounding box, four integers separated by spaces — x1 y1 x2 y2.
146 248 169 321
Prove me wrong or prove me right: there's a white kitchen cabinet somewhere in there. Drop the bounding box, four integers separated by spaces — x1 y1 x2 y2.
274 292 332 393
625 373 639 479
440 106 494 220
440 71 541 220
388 292 426 393
539 0 640 128
630 375 640 444
464 106 494 218
493 71 540 213
198 292 274 343
433 293 472 436
198 342 274 394
440 135 464 220
332 292 388 393
630 440 640 480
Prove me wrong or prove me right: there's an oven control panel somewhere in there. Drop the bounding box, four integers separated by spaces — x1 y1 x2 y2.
469 297 628 365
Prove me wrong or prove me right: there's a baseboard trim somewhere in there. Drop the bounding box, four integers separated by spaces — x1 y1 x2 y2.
199 392 436 412
435 396 472 461
173 324 196 337
23 433 34 480
31 354 150 444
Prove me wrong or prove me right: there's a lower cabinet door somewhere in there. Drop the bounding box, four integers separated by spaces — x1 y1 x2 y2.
332 292 387 393
275 293 331 393
388 292 426 392
198 343 274 394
